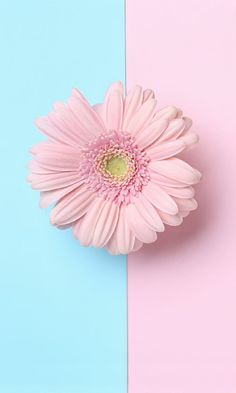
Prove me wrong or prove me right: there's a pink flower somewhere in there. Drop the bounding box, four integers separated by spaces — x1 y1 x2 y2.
28 82 201 255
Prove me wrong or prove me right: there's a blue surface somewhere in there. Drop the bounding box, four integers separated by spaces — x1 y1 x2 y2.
0 1 126 392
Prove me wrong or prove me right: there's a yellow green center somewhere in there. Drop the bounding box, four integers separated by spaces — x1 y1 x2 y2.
106 156 128 177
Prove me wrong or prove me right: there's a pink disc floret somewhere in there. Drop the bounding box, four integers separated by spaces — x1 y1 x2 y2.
79 130 150 205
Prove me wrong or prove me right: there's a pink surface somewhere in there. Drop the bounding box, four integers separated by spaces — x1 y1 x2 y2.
127 1 236 392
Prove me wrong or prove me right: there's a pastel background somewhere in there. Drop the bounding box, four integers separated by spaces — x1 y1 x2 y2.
0 1 126 392
127 0 236 392
1 0 236 392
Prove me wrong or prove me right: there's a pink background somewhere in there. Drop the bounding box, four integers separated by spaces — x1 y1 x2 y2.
127 0 236 392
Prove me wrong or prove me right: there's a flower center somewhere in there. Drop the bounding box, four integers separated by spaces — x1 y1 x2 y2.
105 155 128 177
79 131 150 205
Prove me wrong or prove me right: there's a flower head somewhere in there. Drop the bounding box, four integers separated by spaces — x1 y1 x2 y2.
28 82 201 254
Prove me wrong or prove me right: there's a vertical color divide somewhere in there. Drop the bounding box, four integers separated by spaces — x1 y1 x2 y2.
126 1 236 392
0 1 127 392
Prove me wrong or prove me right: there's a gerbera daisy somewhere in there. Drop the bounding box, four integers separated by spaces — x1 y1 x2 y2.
28 82 201 254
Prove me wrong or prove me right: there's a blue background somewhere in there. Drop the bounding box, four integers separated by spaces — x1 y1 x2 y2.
0 1 126 392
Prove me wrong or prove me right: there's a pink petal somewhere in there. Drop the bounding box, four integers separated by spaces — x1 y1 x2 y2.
30 141 55 155
35 116 80 148
92 200 119 247
176 108 183 118
28 160 54 175
93 103 105 123
68 91 105 138
101 82 124 129
105 233 119 255
181 117 193 135
126 98 157 137
104 81 124 98
29 172 82 191
149 169 188 188
34 149 81 172
122 85 143 130
161 185 195 199
143 89 155 102
74 197 105 246
180 132 199 149
72 218 82 239
149 158 202 185
142 182 178 215
174 197 198 211
106 206 135 254
158 211 183 226
40 182 83 208
52 102 94 146
134 194 165 232
158 118 185 142
125 203 157 243
154 106 178 121
49 110 88 147
135 118 168 149
50 185 95 226
105 90 123 131
179 210 190 218
146 138 186 160
30 141 79 160
131 238 143 253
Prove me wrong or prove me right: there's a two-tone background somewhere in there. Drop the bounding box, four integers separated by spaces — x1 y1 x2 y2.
1 1 236 392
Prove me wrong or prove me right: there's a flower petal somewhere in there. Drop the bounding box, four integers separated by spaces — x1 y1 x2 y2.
122 85 143 130
93 103 105 123
105 233 119 255
134 194 165 232
125 203 157 243
149 168 188 188
174 197 198 211
30 140 79 158
126 99 157 137
72 218 82 238
142 182 178 215
131 238 143 253
35 116 81 148
29 172 82 191
158 211 183 226
40 182 84 208
176 108 183 118
147 138 186 160
68 90 105 138
92 200 119 247
104 81 124 98
105 90 123 131
28 160 53 175
74 197 105 246
179 210 190 218
181 132 199 150
106 205 135 254
154 106 178 121
135 118 168 149
161 185 195 199
158 118 185 142
50 185 95 226
150 158 202 185
143 89 155 102
52 102 94 146
181 117 193 135
34 147 81 172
